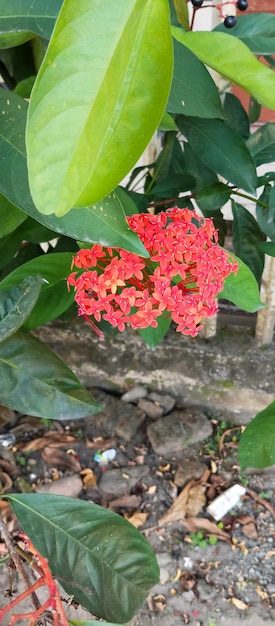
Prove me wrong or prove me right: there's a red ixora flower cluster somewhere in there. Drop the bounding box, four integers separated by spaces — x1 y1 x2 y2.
67 207 238 337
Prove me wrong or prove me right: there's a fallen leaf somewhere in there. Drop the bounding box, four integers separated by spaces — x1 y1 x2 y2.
171 568 182 582
180 516 231 543
21 432 75 452
186 484 206 517
80 468 97 488
211 460 218 473
127 511 148 528
159 464 170 472
85 437 116 449
241 521 258 540
0 472 12 494
170 588 177 595
231 597 248 610
41 447 81 471
180 571 197 592
108 494 141 511
159 469 210 525
147 485 157 495
265 550 275 560
256 585 269 600
218 427 241 457
246 487 275 519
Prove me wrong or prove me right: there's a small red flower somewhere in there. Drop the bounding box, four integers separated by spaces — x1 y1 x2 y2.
67 207 238 337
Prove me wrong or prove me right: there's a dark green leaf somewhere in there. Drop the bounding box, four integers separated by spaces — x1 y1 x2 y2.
181 143 217 192
256 185 275 240
167 40 223 118
0 276 41 343
239 401 275 470
14 75 36 98
69 622 124 626
232 202 265 282
246 123 275 166
249 97 261 125
257 172 275 187
0 330 101 418
214 14 275 55
177 116 257 195
0 253 74 330
257 241 275 257
0 90 147 255
0 194 26 238
0 0 62 43
200 208 227 247
196 182 232 213
159 112 178 132
138 315 171 349
218 254 264 313
27 0 173 216
172 29 275 109
223 93 250 140
7 494 159 622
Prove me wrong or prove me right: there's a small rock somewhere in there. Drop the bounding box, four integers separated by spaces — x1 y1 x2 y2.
99 465 149 498
121 385 148 402
115 405 146 441
148 392 176 415
36 474 83 498
197 579 217 601
174 459 207 487
147 408 212 457
267 583 275 595
138 399 164 420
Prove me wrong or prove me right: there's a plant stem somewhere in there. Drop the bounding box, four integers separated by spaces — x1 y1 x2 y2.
231 188 269 209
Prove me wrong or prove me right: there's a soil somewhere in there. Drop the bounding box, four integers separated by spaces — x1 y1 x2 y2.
0 374 274 626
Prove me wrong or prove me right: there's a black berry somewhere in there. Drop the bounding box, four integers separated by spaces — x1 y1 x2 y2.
237 0 248 10
191 0 204 7
224 15 237 28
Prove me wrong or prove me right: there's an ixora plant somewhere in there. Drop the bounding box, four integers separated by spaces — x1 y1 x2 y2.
0 0 275 623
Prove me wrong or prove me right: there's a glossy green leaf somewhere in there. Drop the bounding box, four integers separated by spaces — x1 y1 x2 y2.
196 182 232 213
218 254 264 313
0 90 147 255
0 330 100 418
177 116 257 195
182 143 217 192
256 185 275 240
172 0 189 31
167 40 223 118
172 29 275 109
0 194 26 238
249 97 261 125
159 112 178 132
7 494 159 622
257 241 275 257
69 622 124 626
246 123 275 167
0 0 62 43
138 315 172 349
239 401 275 471
232 202 265 282
27 0 173 216
215 14 275 55
0 276 41 343
0 253 74 330
223 93 250 140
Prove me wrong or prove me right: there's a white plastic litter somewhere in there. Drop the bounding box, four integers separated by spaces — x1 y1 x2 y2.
94 448 116 466
207 484 246 521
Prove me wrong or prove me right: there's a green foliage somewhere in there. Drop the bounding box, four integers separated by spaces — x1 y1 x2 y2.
6 494 159 623
0 275 41 341
218 255 264 313
239 402 275 470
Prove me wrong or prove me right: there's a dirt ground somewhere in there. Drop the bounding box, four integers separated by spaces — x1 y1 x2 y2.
0 322 274 626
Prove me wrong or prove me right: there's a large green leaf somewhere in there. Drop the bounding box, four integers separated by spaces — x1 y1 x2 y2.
138 315 172 349
177 116 257 195
0 194 26 238
239 401 275 470
246 123 275 167
69 622 124 626
0 330 100 418
256 185 275 241
0 253 74 329
172 29 275 109
0 90 147 255
257 241 275 257
167 40 223 118
196 182 232 214
0 0 62 44
0 276 41 343
223 93 250 140
232 202 265 282
215 14 275 55
218 254 264 313
172 0 189 31
7 494 159 623
26 0 173 216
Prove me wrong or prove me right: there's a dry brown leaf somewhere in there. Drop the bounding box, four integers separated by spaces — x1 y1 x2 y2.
147 485 157 495
218 427 241 457
171 568 182 582
85 437 116 449
158 468 210 525
108 494 141 511
0 472 12 494
180 516 231 543
127 511 148 528
265 550 275 560
41 447 81 471
231 597 248 610
256 585 269 600
186 484 206 517
241 521 258 540
21 432 75 452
